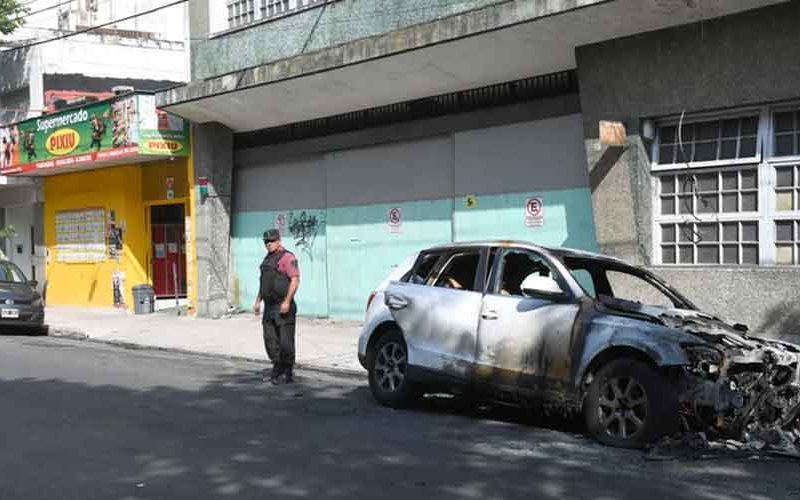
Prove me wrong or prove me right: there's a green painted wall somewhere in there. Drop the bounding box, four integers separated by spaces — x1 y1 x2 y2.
454 188 598 251
232 209 329 317
232 188 597 320
326 199 453 319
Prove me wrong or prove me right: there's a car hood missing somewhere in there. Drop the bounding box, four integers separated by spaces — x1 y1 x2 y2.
597 295 800 353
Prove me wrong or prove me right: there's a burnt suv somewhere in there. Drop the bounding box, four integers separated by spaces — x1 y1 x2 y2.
357 241 800 450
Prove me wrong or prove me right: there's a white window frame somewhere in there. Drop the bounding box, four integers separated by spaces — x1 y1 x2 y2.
652 105 800 267
651 107 763 173
224 0 332 31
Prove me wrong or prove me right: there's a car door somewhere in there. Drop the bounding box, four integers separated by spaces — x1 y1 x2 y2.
385 247 486 380
475 247 579 395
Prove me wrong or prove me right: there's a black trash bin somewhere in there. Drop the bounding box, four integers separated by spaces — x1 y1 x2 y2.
132 284 155 314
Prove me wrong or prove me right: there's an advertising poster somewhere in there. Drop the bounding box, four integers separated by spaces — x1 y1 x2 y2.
0 94 189 176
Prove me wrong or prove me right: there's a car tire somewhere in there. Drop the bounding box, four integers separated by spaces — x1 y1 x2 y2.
367 330 421 408
584 359 678 448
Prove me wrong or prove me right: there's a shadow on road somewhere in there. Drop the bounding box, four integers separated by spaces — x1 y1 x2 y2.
1 362 798 500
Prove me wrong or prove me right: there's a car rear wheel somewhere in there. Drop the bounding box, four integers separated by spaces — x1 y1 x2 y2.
368 331 420 408
584 359 678 448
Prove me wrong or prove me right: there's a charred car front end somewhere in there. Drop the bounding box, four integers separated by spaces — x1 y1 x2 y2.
664 311 800 454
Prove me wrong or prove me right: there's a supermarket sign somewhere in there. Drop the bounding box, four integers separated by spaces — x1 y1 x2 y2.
0 93 189 176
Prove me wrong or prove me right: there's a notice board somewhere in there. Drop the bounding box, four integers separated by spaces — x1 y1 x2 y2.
55 208 106 263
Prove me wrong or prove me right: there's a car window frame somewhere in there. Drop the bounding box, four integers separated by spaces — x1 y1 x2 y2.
404 250 447 285
487 247 573 300
558 255 696 310
427 247 486 292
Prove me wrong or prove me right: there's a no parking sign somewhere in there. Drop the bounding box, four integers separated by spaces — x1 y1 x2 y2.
525 197 544 227
275 213 287 236
387 207 403 234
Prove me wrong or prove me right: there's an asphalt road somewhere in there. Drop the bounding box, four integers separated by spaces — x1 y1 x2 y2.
0 335 798 500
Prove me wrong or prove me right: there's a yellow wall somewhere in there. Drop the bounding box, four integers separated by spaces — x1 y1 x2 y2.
44 158 193 310
141 159 189 201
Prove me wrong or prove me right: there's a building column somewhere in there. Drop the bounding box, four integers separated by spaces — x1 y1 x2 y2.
583 121 654 266
192 122 234 318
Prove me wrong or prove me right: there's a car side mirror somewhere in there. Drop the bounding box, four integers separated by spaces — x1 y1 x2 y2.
29 280 38 289
520 274 567 301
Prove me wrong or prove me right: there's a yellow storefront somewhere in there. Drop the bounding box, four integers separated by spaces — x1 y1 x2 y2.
1 93 197 312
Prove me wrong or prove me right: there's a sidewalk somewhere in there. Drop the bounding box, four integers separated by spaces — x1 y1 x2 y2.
45 306 366 375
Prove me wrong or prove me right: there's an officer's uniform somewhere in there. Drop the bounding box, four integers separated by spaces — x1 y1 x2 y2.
259 243 299 382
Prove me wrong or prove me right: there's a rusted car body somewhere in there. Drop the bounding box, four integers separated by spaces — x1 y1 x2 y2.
357 241 800 451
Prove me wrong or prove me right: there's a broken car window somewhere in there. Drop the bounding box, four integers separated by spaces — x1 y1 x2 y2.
570 269 597 298
432 251 480 291
561 256 693 309
605 270 676 308
496 250 556 297
407 251 443 284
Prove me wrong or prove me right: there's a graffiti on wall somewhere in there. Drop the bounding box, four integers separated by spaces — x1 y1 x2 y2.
287 211 324 260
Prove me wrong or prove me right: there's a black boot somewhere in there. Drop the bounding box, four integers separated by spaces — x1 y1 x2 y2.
267 364 283 384
283 366 294 384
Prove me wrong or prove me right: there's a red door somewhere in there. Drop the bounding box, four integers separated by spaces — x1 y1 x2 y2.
151 223 186 297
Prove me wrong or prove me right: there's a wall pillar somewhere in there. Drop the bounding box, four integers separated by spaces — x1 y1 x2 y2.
192 122 234 318
583 120 653 266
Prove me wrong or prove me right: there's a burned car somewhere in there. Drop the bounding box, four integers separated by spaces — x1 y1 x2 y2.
357 241 800 452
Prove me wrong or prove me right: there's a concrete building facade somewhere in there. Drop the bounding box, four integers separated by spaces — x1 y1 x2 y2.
159 0 798 338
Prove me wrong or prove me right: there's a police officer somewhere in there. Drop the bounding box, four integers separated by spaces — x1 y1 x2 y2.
253 229 300 384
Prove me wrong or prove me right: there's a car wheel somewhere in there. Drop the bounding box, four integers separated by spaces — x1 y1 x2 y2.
584 359 678 448
367 330 420 408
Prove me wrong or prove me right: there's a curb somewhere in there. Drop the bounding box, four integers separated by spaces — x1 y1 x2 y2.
48 327 365 380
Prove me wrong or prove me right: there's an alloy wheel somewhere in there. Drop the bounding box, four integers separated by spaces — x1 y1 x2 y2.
375 341 407 393
597 375 648 439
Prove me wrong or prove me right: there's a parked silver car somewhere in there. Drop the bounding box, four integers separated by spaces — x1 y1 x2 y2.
357 241 800 450
0 260 45 333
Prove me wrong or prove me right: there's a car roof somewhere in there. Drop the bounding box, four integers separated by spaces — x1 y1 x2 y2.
423 240 631 266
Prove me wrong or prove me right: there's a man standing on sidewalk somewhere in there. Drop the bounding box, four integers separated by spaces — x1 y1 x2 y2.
253 229 300 384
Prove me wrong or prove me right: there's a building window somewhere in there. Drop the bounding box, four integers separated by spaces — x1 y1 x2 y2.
775 220 800 265
775 165 800 211
225 0 329 28
657 168 758 216
656 116 759 165
227 0 255 28
653 106 800 266
263 0 291 18
773 111 800 157
659 221 759 265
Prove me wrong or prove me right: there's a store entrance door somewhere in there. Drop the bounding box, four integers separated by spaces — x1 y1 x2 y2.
150 204 186 298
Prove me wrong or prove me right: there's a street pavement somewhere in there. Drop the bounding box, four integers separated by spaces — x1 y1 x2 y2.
1 335 799 500
44 305 363 374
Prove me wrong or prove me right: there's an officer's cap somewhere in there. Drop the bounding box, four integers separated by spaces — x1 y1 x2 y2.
263 229 281 242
